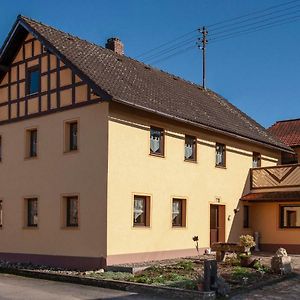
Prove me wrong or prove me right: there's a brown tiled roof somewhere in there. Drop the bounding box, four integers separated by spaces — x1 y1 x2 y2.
268 119 300 147
0 16 292 152
241 191 300 202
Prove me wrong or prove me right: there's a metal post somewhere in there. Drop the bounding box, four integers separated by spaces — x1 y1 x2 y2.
200 26 208 89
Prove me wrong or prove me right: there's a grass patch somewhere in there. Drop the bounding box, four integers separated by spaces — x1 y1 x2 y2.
232 266 251 280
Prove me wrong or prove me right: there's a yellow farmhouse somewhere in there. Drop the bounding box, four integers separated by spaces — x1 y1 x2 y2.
0 16 299 269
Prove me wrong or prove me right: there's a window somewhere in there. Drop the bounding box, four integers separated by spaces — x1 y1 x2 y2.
0 200 2 227
26 198 38 227
172 198 186 227
133 195 150 227
280 205 300 228
66 196 79 227
184 135 197 161
252 152 261 168
216 143 226 167
65 121 78 152
150 127 164 156
26 129 37 158
26 67 40 95
243 205 249 228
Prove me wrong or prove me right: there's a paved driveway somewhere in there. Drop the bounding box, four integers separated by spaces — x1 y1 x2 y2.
0 273 167 300
232 275 300 300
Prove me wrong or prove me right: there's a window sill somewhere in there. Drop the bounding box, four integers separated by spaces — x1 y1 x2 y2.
149 152 164 158
215 165 227 169
61 226 80 230
132 225 151 229
184 159 197 164
26 91 39 97
23 226 38 230
63 149 79 155
24 156 38 161
279 227 300 230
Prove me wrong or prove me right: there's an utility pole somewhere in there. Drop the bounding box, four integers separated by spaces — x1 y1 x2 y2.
199 26 208 89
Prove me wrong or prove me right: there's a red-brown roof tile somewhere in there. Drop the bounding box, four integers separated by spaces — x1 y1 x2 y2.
241 191 300 202
0 16 292 152
268 119 300 147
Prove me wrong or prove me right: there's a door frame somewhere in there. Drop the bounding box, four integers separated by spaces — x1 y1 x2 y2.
209 204 226 245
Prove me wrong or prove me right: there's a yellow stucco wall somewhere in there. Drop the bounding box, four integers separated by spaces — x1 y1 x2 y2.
248 202 300 245
0 102 109 258
107 103 280 258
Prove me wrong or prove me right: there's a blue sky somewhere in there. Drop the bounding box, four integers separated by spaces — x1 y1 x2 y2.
0 0 299 127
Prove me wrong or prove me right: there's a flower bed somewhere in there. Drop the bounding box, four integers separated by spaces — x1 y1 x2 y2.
0 255 283 292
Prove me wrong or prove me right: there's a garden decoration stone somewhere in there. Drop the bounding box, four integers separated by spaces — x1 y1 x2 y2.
271 248 292 274
215 275 230 296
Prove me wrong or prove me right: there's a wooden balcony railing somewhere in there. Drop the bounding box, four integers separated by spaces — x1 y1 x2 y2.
251 164 300 190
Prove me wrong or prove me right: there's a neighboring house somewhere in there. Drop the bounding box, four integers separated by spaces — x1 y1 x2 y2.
0 16 298 269
267 119 300 164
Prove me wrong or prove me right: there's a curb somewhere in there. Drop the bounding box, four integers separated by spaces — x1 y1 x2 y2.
229 272 298 297
0 267 215 300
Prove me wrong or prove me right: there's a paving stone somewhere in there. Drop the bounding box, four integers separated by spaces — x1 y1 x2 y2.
231 275 300 299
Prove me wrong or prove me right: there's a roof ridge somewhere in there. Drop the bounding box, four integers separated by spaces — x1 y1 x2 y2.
274 118 300 124
19 15 96 46
20 15 208 94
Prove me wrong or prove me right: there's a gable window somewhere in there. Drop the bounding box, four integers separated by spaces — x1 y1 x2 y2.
252 152 261 168
0 200 2 227
280 205 300 228
66 196 79 227
184 135 197 161
243 205 249 228
172 198 186 227
26 198 38 227
133 195 150 227
216 143 226 167
26 129 38 158
26 67 40 95
150 127 164 156
65 121 78 152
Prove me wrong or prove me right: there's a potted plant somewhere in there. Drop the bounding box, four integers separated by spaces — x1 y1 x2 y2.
239 235 256 267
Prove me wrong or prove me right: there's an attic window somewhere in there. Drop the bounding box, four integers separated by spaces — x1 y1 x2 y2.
26 67 40 95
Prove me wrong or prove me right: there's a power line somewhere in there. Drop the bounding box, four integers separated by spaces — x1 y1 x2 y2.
137 1 300 63
208 0 300 29
209 4 300 36
139 0 300 83
147 45 196 65
209 13 300 43
135 29 198 59
209 16 300 45
141 35 198 62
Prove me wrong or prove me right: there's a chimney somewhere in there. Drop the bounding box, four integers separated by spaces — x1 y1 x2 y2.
105 37 124 55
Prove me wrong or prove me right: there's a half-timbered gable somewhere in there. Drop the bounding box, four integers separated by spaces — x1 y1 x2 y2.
0 32 100 123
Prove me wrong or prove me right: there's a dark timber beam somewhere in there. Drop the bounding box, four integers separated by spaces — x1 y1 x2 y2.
0 65 9 72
